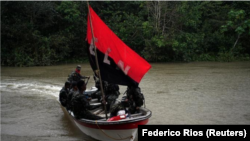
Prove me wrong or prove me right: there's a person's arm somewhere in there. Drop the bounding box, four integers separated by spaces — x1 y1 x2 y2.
79 73 90 79
68 73 73 83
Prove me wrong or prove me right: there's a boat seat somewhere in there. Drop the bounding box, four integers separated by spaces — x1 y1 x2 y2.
90 103 102 106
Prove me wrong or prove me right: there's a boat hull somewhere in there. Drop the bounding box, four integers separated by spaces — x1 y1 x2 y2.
60 102 151 141
74 121 138 141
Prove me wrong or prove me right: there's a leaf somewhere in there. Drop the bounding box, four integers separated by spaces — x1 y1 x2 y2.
235 27 245 34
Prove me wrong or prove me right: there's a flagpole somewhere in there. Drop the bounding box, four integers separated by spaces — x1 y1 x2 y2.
87 2 108 120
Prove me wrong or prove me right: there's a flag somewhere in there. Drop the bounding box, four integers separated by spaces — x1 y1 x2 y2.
86 6 151 86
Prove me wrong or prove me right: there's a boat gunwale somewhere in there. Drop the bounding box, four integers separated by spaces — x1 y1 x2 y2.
70 107 152 125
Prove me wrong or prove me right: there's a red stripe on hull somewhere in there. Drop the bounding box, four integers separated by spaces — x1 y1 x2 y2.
74 119 149 130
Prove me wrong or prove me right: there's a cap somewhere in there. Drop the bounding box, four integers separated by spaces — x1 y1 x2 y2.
76 65 81 70
72 81 77 87
65 81 70 86
77 80 85 90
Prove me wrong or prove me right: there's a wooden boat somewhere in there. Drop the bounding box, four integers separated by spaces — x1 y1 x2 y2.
59 97 151 141
59 4 152 141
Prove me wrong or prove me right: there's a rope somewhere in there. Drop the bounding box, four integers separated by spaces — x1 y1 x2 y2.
95 121 133 140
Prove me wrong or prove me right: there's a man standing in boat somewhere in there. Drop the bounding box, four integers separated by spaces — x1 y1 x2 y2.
68 65 90 85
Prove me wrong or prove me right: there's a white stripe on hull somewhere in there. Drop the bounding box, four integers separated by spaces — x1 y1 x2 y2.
74 120 138 141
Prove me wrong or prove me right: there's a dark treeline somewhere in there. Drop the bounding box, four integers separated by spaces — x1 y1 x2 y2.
1 1 250 67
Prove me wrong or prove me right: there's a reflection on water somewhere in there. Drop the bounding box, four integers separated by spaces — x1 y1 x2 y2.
1 62 250 140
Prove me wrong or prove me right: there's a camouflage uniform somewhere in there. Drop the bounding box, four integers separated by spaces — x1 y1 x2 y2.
126 86 144 114
59 83 70 107
105 83 120 112
71 93 103 120
68 65 89 84
109 96 130 117
68 71 88 84
94 78 120 112
110 102 125 117
66 88 78 111
95 82 120 112
91 79 107 101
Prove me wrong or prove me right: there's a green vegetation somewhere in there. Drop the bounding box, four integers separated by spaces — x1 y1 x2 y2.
1 1 250 66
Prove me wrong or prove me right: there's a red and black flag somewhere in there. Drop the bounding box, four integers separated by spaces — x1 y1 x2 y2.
86 6 151 86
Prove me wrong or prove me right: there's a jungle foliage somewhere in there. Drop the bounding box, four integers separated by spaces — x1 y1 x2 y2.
1 1 250 66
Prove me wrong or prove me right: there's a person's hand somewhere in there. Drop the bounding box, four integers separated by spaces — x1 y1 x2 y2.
102 99 106 105
95 70 100 76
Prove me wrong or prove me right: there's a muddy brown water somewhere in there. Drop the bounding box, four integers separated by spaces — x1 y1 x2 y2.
1 62 250 140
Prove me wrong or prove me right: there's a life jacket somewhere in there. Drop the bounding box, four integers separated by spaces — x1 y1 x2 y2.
107 114 126 121
108 110 128 121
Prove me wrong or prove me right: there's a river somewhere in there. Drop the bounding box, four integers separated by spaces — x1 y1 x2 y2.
1 62 250 140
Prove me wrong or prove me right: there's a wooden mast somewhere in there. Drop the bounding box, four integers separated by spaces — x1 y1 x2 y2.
87 2 108 120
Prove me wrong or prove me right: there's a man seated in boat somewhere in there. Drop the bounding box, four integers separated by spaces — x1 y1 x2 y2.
68 65 90 85
109 96 129 118
92 74 106 102
94 78 120 113
109 85 144 118
104 83 120 113
71 80 103 120
59 81 70 107
126 85 144 114
66 81 78 111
